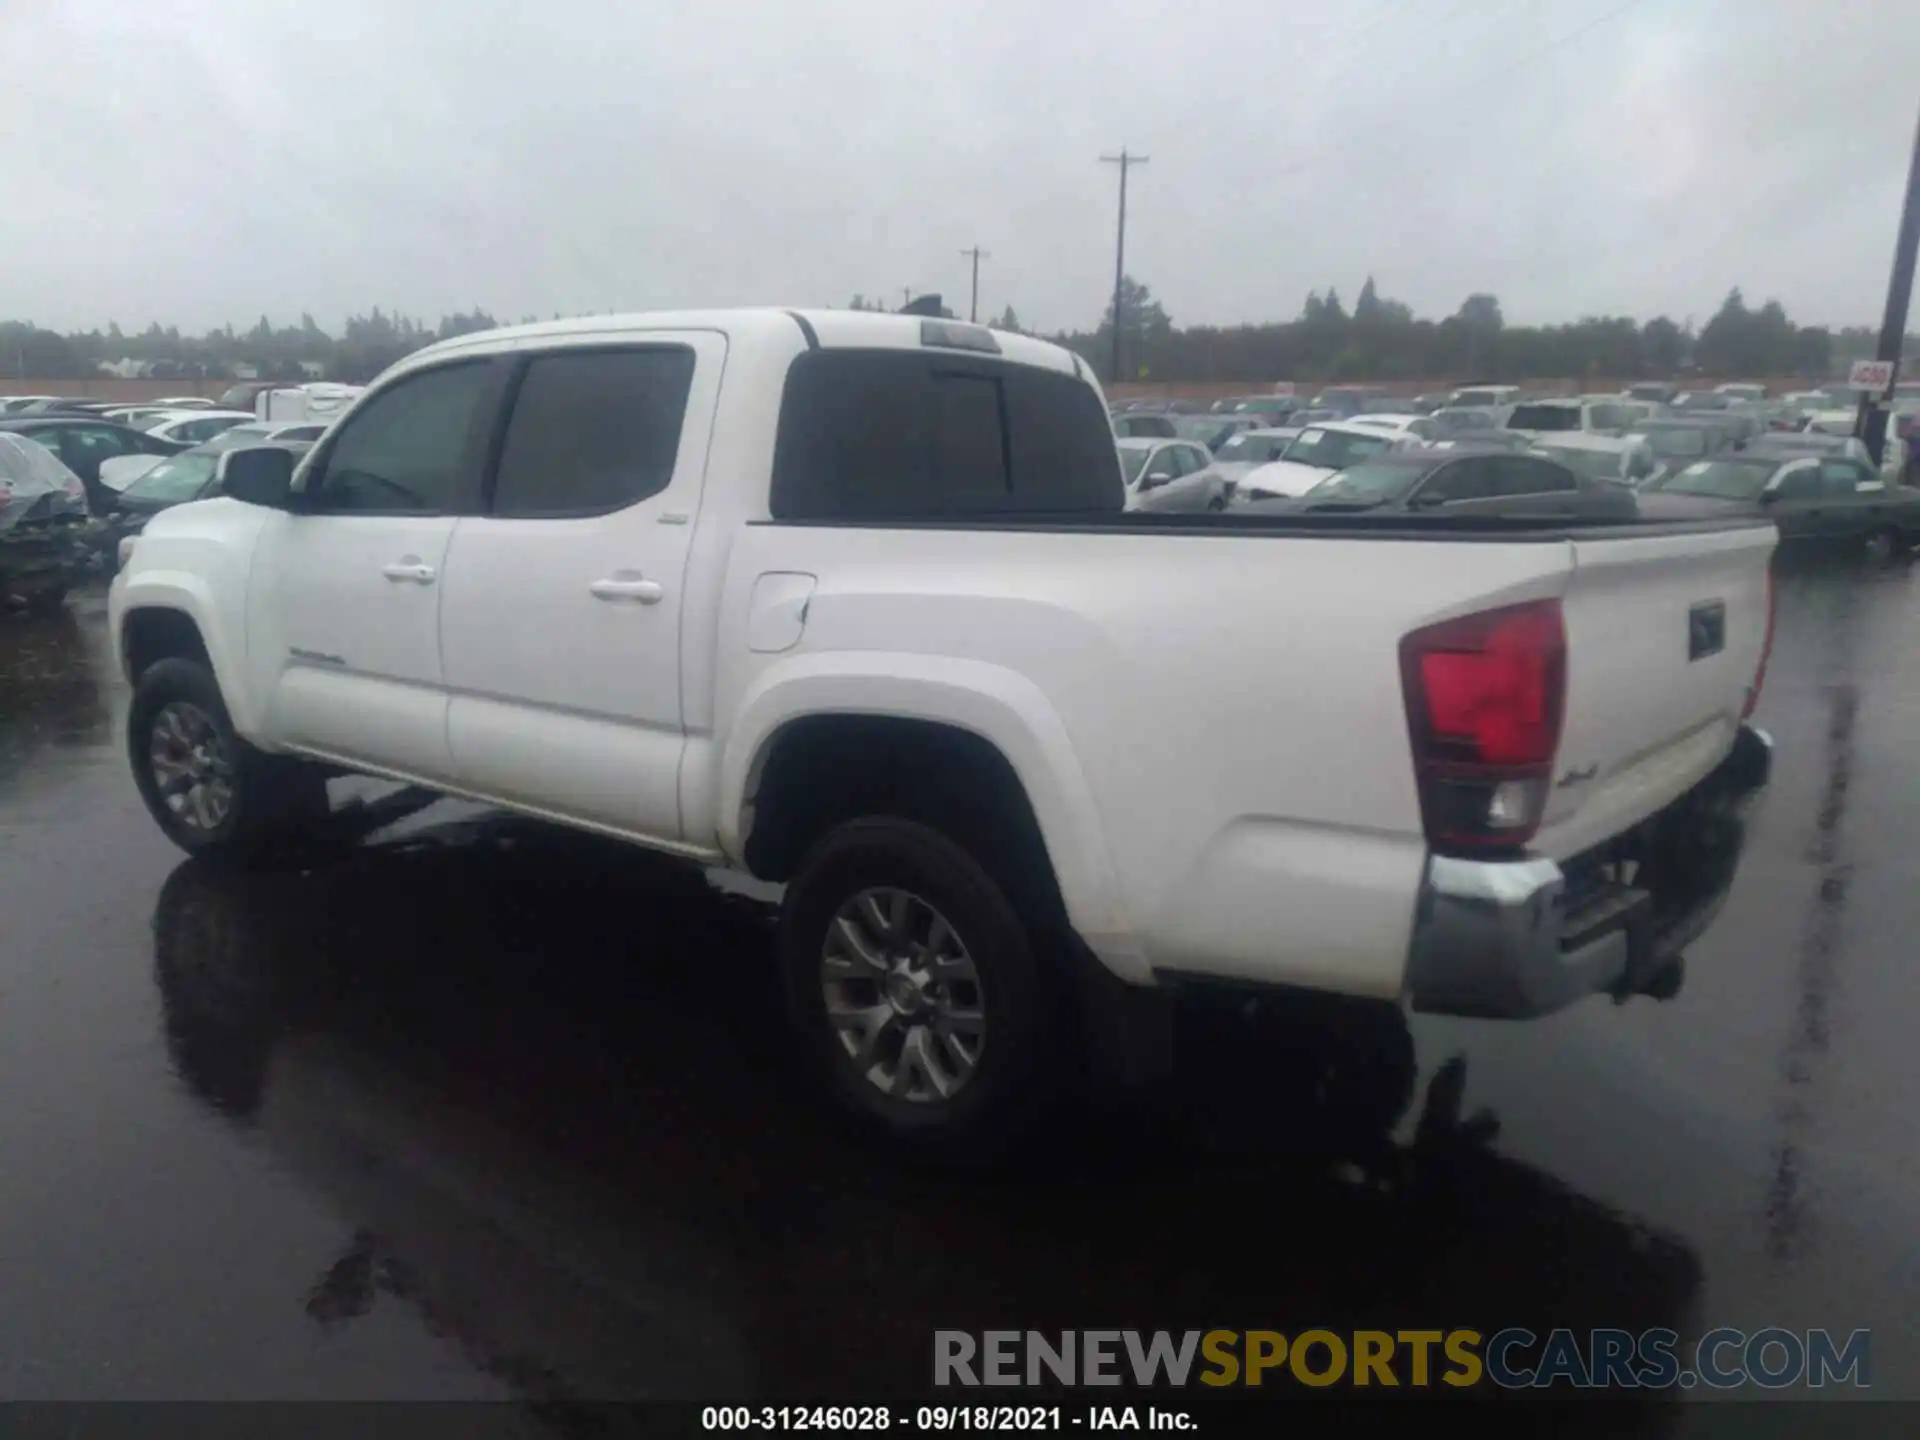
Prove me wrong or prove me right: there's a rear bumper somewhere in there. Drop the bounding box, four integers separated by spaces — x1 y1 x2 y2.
1405 723 1773 1018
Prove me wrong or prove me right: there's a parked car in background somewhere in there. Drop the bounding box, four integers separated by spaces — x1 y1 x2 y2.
1117 437 1229 511
1113 412 1179 439
1420 429 1536 453
1623 381 1679 405
1625 417 1738 483
151 396 218 410
217 381 280 413
1641 451 1920 557
1528 433 1660 487
1215 396 1301 422
103 406 183 428
1803 408 1861 437
0 395 61 416
1172 415 1262 452
1347 413 1440 441
1408 394 1447 414
1231 420 1405 501
108 442 316 557
217 420 331 445
0 433 98 613
0 416 183 512
1240 446 1636 520
1310 386 1383 416
1741 433 1874 466
1288 405 1343 425
1428 406 1499 436
1505 398 1641 436
1668 391 1732 414
1446 383 1521 411
1715 382 1768 404
141 411 256 448
1207 427 1299 497
254 382 367 425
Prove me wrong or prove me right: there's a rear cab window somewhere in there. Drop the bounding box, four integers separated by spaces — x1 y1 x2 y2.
771 350 1121 518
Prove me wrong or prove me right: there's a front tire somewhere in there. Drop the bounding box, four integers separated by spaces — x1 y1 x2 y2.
777 818 1054 1156
129 658 328 863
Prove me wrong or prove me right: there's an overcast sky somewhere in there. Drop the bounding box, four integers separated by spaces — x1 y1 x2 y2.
3 0 1917 337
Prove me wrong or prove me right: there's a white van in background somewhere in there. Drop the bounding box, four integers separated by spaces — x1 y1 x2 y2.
255 382 364 425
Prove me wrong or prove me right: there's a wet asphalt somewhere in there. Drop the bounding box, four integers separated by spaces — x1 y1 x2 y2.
0 558 1916 1427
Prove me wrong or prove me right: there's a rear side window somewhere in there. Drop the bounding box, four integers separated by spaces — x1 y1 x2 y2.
492 347 695 517
771 350 1121 518
1494 456 1578 495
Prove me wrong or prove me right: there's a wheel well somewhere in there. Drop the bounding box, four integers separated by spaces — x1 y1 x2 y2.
743 715 1068 931
122 608 209 683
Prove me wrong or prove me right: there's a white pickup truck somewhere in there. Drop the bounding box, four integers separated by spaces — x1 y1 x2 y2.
110 310 1776 1150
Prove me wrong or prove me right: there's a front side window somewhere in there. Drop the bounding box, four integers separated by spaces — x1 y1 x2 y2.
491 348 695 517
308 362 490 514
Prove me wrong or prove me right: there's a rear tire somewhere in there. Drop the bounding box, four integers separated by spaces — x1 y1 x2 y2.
129 658 329 864
777 817 1056 1158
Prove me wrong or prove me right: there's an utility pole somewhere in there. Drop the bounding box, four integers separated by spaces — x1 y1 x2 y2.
1099 148 1149 385
960 247 990 323
1857 99 1920 466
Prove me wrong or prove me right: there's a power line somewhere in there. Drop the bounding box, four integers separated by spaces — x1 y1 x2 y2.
1268 0 1652 181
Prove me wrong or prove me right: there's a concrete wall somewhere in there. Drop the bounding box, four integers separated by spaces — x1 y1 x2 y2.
1 377 233 403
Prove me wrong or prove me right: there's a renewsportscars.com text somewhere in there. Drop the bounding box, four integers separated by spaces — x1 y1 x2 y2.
934 1328 1870 1390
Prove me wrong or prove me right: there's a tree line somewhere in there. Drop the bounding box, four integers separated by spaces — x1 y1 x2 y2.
0 309 509 385
1 282 1908 388
1050 279 1909 385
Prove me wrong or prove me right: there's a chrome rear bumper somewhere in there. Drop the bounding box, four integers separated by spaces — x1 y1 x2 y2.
1405 723 1773 1018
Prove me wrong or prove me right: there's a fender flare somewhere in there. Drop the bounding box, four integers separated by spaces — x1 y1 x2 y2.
114 571 265 740
718 652 1141 978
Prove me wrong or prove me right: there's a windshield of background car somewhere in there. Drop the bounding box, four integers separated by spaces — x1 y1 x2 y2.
1670 392 1729 411
1304 461 1424 503
1118 447 1151 483
1279 427 1392 470
1431 408 1493 433
1533 445 1622 480
1655 458 1775 499
1635 427 1711 458
1451 389 1503 406
1215 433 1281 462
1508 404 1580 431
120 452 218 503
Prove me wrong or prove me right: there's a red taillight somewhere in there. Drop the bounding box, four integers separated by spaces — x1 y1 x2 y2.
1743 565 1775 719
1401 599 1567 852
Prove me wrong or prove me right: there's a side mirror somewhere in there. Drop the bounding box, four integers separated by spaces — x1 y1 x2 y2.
219 446 297 509
1757 489 1780 506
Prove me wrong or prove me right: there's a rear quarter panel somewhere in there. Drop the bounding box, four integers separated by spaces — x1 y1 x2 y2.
708 523 1577 996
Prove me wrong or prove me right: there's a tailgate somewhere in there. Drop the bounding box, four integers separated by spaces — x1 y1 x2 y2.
1533 522 1774 861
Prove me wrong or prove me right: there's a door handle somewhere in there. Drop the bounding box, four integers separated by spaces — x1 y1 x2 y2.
590 576 665 604
381 560 436 584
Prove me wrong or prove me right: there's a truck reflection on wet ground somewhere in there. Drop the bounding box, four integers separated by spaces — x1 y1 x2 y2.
148 830 1698 1419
